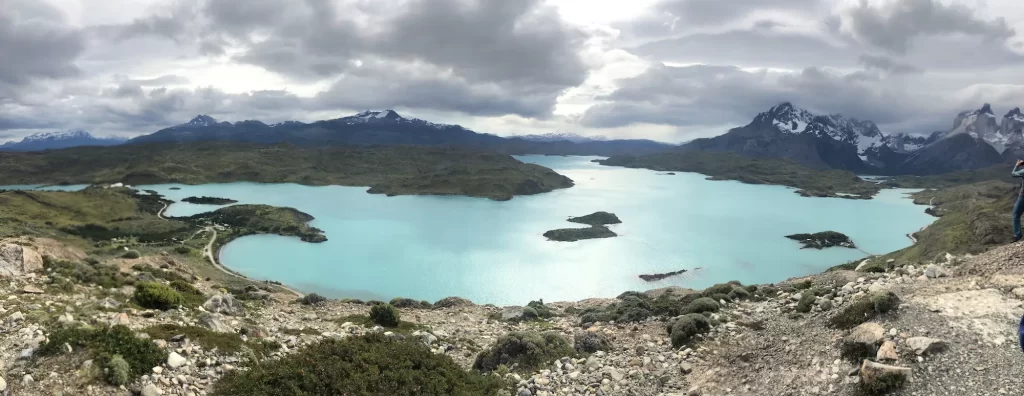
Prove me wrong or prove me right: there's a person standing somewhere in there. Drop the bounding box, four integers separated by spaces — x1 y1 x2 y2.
1012 159 1024 242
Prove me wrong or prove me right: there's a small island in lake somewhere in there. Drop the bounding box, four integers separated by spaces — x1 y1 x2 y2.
543 225 617 242
785 231 855 249
182 196 238 205
545 211 621 242
169 187 181 190
639 268 689 282
567 211 621 226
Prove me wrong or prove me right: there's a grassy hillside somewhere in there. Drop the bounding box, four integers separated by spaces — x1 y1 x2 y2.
0 187 183 241
597 152 881 198
884 164 1015 189
0 142 574 201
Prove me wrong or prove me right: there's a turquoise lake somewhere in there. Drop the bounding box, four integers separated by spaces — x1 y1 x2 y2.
125 155 935 305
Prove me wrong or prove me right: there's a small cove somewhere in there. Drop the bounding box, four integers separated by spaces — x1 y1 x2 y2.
133 155 935 305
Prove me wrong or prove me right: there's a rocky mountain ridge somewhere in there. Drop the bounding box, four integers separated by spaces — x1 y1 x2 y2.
0 131 126 152
125 111 674 157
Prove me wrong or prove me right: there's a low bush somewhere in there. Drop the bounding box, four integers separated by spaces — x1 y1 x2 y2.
143 324 244 353
170 280 206 307
795 291 816 313
728 287 750 300
369 304 401 327
829 291 901 329
122 250 141 259
133 281 185 310
106 355 131 386
212 333 503 396
174 246 192 255
703 283 735 296
574 331 611 354
433 296 473 308
683 297 720 314
579 310 616 325
668 313 712 348
389 297 419 308
473 331 574 372
709 293 733 304
39 325 165 385
526 299 556 318
43 257 132 289
297 293 327 306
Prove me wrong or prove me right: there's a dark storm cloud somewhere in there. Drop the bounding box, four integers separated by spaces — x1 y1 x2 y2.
839 0 1015 54
631 29 859 69
0 0 85 86
858 54 922 75
579 63 925 132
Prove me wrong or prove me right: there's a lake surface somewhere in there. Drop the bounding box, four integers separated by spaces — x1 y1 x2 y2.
131 156 936 305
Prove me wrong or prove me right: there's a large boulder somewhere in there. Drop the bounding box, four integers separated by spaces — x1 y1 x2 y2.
203 294 244 316
0 243 43 278
198 313 232 333
905 337 949 356
841 322 885 361
860 360 911 393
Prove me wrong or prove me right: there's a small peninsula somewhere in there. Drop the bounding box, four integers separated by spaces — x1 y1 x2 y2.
544 211 621 242
182 196 238 205
596 152 880 199
785 231 855 250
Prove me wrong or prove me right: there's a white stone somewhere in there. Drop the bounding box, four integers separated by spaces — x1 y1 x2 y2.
167 352 187 369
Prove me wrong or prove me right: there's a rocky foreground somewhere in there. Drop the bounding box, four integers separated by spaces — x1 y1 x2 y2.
1 239 1023 395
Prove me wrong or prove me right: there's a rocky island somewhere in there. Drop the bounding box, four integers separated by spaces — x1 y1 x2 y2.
181 196 238 205
638 268 690 282
786 231 856 249
0 142 574 201
544 211 622 242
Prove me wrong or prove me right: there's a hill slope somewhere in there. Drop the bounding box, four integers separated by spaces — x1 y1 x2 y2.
0 142 574 201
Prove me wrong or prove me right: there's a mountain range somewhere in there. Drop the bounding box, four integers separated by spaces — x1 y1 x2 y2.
126 110 674 157
0 130 126 152
679 102 1024 175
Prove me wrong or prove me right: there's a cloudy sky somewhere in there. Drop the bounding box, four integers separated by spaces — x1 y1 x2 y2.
2 0 1023 143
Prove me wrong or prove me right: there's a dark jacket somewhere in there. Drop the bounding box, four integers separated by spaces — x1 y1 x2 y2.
1019 314 1024 353
1012 164 1024 195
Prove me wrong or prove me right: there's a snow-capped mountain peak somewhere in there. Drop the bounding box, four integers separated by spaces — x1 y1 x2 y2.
949 103 1007 152
18 130 94 142
353 109 403 121
753 102 884 153
184 115 218 127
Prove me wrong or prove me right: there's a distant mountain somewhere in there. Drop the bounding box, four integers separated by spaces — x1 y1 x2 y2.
0 130 126 152
127 111 675 156
516 132 608 143
679 103 881 171
884 104 1021 175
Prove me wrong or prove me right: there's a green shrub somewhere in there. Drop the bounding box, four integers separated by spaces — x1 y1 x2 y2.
615 295 653 322
573 331 611 354
579 311 615 325
829 291 901 329
858 260 888 273
520 306 539 321
794 280 814 290
650 294 686 317
703 283 734 296
85 257 101 265
298 293 327 306
170 280 206 307
212 333 503 396
39 325 165 383
143 324 243 353
174 246 192 255
389 297 419 308
473 331 574 372
133 281 185 310
122 250 141 259
106 354 131 386
669 313 711 348
43 257 132 289
526 299 556 318
728 287 750 300
683 298 720 314
369 304 400 327
861 370 908 394
795 291 816 313
616 291 648 300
